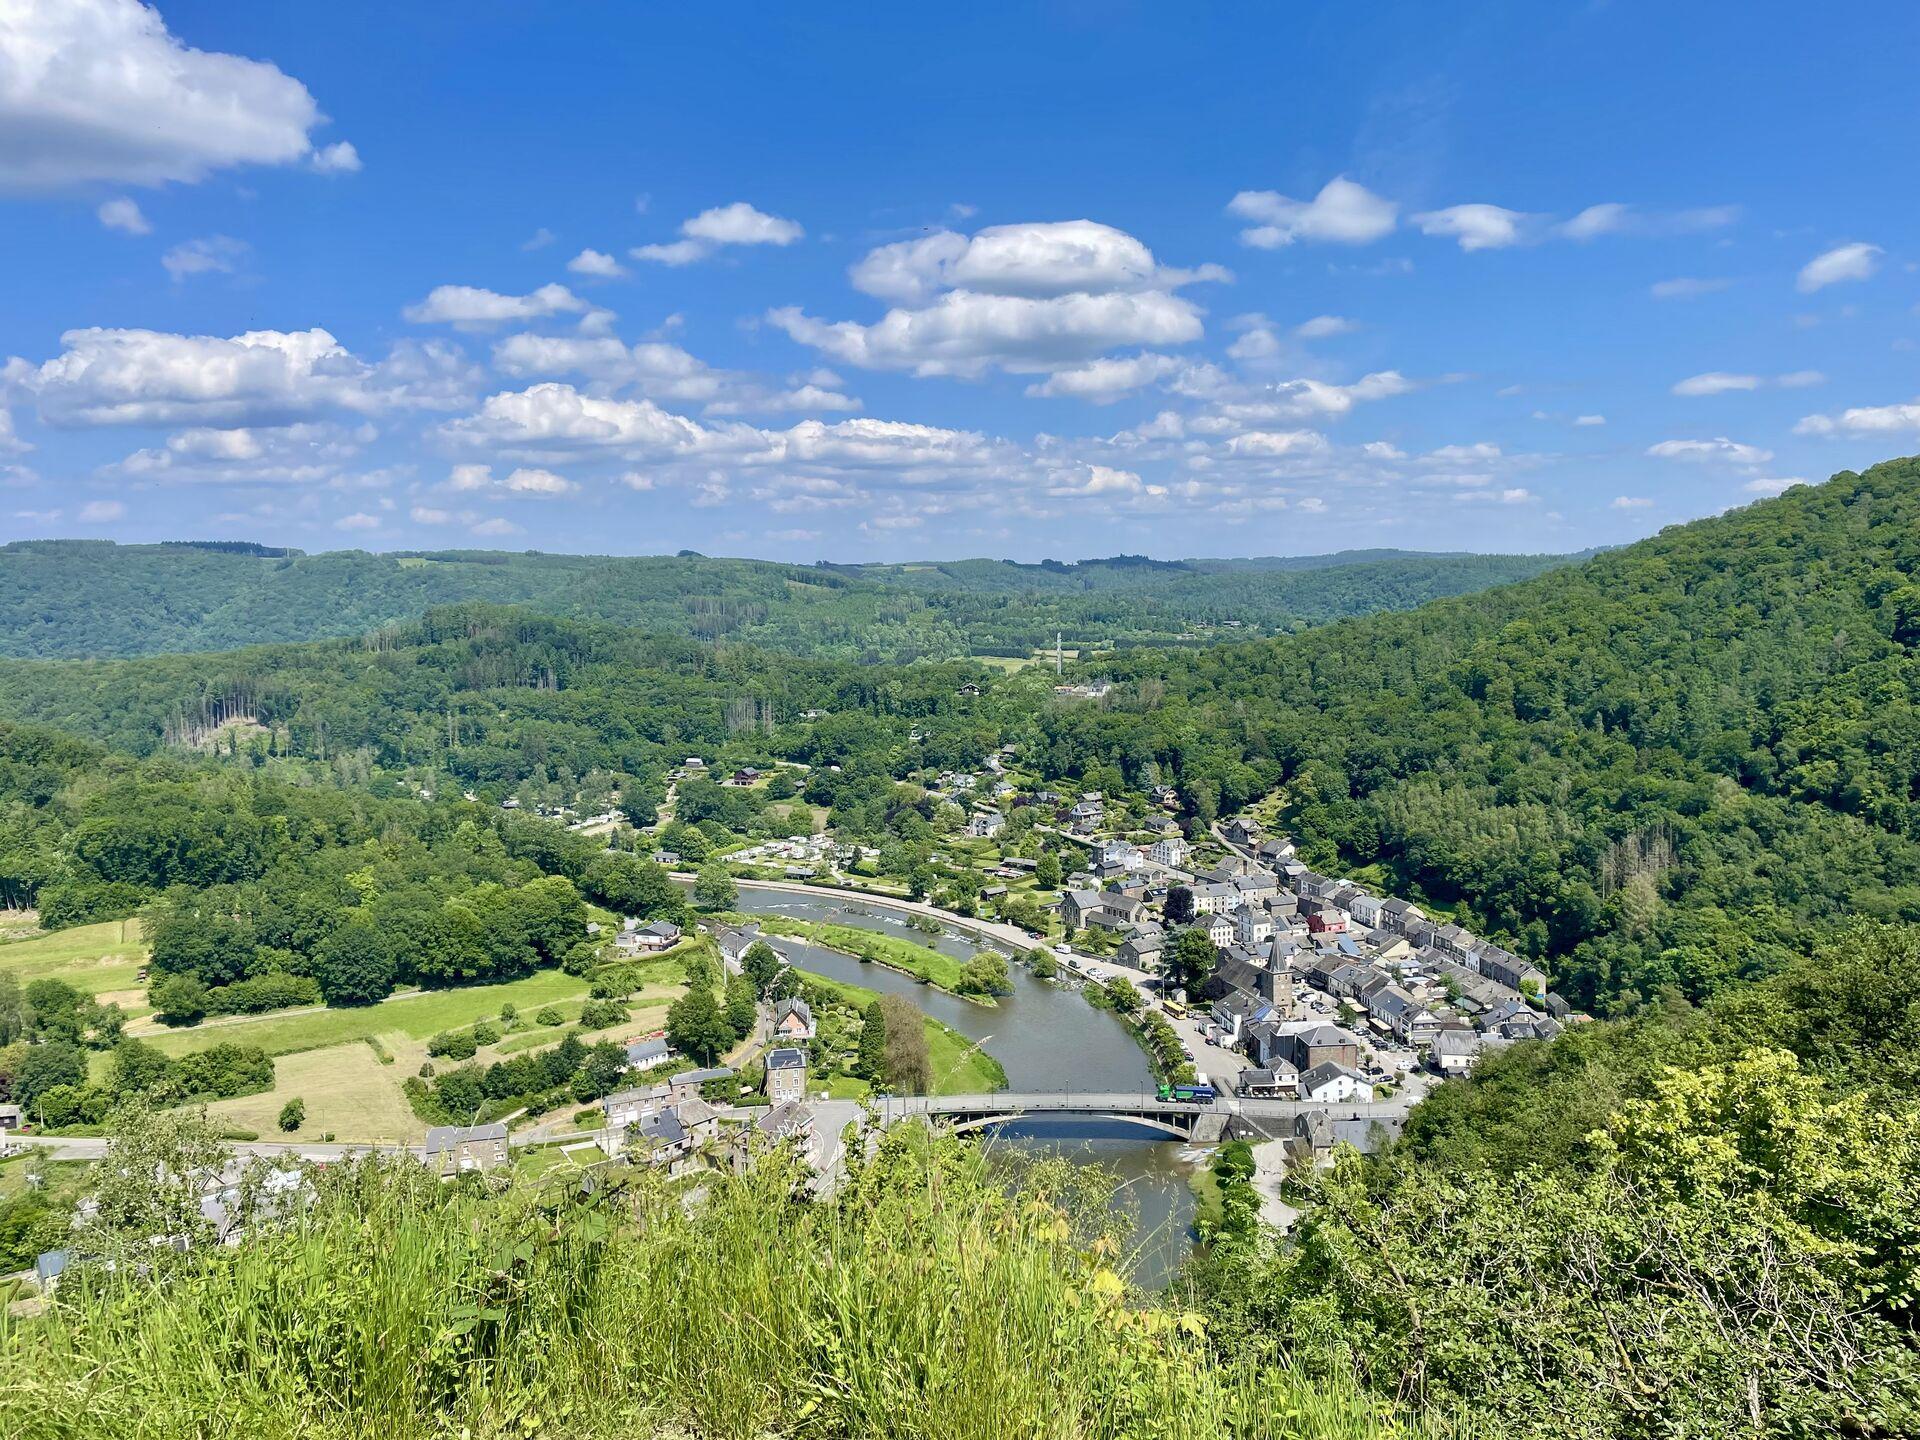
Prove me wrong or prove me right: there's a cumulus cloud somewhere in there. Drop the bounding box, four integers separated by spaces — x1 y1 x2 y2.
11 326 478 428
1743 477 1805 496
77 498 124 522
470 516 521 537
1574 414 1606 426
1412 204 1530 251
334 511 379 530
0 408 30 456
490 333 861 415
108 420 367 485
1023 353 1184 403
0 0 347 188
1647 437 1773 465
445 462 578 498
632 201 802 265
1797 242 1881 293
1228 178 1397 247
1610 495 1653 509
567 248 626 280
161 235 248 281
310 140 360 174
96 196 149 234
403 282 596 331
1794 398 1920 436
775 220 1230 388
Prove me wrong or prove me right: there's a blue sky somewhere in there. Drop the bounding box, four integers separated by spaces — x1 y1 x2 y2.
2 0 1917 561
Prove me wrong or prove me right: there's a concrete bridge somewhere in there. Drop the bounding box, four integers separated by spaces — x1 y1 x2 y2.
873 1092 1407 1145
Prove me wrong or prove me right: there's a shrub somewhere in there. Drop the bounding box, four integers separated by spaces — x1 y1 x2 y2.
277 1098 306 1132
427 1030 479 1060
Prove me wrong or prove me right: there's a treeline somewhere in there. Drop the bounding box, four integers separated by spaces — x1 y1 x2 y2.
1185 919 1920 1438
0 537 1570 664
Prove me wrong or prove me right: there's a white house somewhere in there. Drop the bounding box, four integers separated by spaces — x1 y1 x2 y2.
1297 1062 1375 1104
1233 904 1273 948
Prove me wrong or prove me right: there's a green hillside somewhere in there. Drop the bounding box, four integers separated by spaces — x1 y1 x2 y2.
0 538 1571 662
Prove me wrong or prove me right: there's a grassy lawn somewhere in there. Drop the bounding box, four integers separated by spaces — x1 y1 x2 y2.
141 969 596 1059
201 1042 423 1144
0 919 150 1014
754 917 976 998
793 968 1006 1096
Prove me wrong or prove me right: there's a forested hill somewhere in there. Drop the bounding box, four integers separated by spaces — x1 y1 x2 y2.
1047 457 1920 1010
3 459 1918 1017
0 538 1569 662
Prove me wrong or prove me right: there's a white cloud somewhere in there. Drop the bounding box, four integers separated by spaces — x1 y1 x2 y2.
161 234 248 282
1675 369 1827 397
1794 398 1920 436
632 201 802 265
0 0 346 189
1558 203 1738 240
780 220 1224 385
410 505 451 524
440 383 730 456
1743 477 1804 496
1225 429 1328 458
1797 242 1881 293
1024 352 1183 403
12 326 477 428
490 333 861 415
109 420 366 485
1610 495 1653 509
77 498 124 522
850 220 1222 304
335 511 379 531
446 462 578 498
683 201 803 246
310 140 360 174
0 408 29 456
1673 371 1761 396
1574 414 1606 426
1228 178 1397 247
772 288 1203 379
521 228 557 251
1647 437 1773 465
1412 204 1530 251
470 516 522 537
96 196 149 234
1293 315 1357 339
567 248 626 279
403 282 594 331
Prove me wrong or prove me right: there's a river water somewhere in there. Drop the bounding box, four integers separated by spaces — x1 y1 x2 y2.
729 883 1200 1280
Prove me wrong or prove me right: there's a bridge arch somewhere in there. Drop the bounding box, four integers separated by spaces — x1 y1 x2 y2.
942 1109 1196 1140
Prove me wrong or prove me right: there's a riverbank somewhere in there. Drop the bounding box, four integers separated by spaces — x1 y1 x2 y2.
750 913 995 1003
793 967 1007 1095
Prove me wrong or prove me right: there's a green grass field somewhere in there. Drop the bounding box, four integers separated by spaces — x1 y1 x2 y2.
792 968 1006 1096
0 919 149 1014
139 969 598 1059
753 916 977 997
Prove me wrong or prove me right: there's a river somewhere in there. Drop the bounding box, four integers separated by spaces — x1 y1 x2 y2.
728 882 1200 1281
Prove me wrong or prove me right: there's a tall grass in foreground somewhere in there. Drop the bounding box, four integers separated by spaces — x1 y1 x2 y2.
0 1129 1451 1440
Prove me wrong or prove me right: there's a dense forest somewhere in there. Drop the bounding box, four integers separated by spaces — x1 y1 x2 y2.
0 539 1571 662
5 461 1920 1017
4 459 1920 1437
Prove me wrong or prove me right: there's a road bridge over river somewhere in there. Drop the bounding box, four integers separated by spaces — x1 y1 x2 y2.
874 1092 1409 1144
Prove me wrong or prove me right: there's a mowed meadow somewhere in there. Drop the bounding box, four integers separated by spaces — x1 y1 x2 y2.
0 916 691 1142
